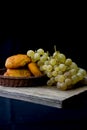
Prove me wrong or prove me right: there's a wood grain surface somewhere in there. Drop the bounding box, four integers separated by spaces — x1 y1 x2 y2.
0 85 87 108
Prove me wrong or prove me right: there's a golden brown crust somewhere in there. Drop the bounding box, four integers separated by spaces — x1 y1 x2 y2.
28 62 43 76
5 54 31 69
4 69 31 77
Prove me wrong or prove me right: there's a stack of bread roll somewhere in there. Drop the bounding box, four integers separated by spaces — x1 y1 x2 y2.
4 54 43 77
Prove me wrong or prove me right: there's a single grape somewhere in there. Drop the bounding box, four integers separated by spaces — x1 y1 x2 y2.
65 78 72 86
78 68 86 77
52 70 58 77
49 58 57 66
54 65 60 72
57 82 67 90
47 72 53 78
33 52 40 62
46 65 53 72
70 69 77 76
50 77 56 83
40 53 48 62
42 64 48 71
58 53 66 63
77 72 84 81
53 51 60 58
65 58 72 66
64 71 71 78
27 50 35 58
47 80 53 86
37 48 44 55
57 75 65 82
55 76 59 82
70 62 78 70
37 61 44 66
58 71 63 75
58 64 66 72
44 60 49 65
71 75 79 84
47 77 55 86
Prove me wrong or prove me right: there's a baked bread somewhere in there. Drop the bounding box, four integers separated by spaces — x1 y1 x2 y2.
4 68 31 77
5 54 31 69
28 62 43 76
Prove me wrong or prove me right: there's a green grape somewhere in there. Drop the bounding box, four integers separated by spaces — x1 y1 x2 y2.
65 78 72 86
58 71 63 75
71 75 79 84
27 47 87 90
55 76 59 82
57 82 67 90
37 61 44 66
50 77 56 83
49 58 57 66
70 69 77 76
53 51 60 58
44 60 49 65
65 58 72 66
70 62 78 70
33 52 40 61
27 50 35 58
46 65 53 72
47 72 52 78
57 75 65 82
58 53 66 63
55 74 65 82
47 80 53 86
77 72 84 81
43 52 49 57
52 70 58 77
54 65 60 72
40 53 48 62
37 48 44 55
64 71 71 78
32 58 37 62
58 64 66 72
78 68 86 77
47 77 55 86
42 64 48 71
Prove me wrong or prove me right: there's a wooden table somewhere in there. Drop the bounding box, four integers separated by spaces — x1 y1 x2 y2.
1 85 87 129
0 85 87 108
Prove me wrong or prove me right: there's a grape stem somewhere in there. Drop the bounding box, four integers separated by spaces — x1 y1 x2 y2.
54 45 56 52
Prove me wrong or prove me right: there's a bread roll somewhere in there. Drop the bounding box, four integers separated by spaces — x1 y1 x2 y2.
28 62 43 76
4 68 31 77
5 54 31 69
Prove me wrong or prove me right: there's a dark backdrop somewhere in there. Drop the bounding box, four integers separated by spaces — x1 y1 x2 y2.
0 17 87 69
0 5 87 130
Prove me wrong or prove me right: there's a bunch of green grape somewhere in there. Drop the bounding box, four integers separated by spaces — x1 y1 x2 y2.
27 48 87 90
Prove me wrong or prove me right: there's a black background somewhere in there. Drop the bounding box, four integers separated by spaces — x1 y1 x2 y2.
0 4 87 130
0 7 87 69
